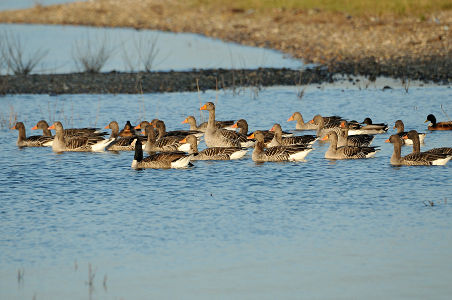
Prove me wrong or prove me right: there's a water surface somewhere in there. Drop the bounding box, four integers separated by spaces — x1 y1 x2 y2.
1 82 451 299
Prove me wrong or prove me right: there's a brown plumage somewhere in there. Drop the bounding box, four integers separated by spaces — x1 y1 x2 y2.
11 122 53 147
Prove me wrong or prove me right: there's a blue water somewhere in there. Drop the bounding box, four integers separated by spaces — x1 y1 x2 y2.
1 83 452 299
0 24 304 74
0 0 82 11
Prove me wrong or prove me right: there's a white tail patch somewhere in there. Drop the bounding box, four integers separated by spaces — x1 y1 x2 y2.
240 140 255 148
365 150 379 158
289 148 313 161
432 156 452 166
230 149 248 160
131 159 139 169
43 140 53 147
91 138 115 152
170 155 192 168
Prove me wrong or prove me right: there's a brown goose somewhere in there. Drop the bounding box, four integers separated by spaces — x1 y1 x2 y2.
311 114 341 138
404 130 452 155
48 121 115 152
393 120 426 145
11 122 53 147
287 112 317 130
180 135 248 160
104 121 141 151
118 121 138 137
32 120 106 137
131 139 192 169
425 114 452 130
142 125 183 153
338 121 375 147
154 120 203 139
386 134 451 166
181 115 235 132
323 131 379 159
200 102 241 147
267 123 317 147
247 131 313 162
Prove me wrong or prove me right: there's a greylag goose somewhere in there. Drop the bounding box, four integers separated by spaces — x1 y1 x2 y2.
142 125 185 153
11 122 53 147
32 120 106 137
337 121 375 147
311 114 341 138
131 139 192 169
247 131 313 162
200 102 241 147
404 130 452 155
287 112 317 130
181 116 235 132
425 114 452 130
267 123 317 147
323 131 379 159
386 134 451 166
154 120 203 138
48 121 115 152
104 121 141 151
180 135 248 160
393 120 426 145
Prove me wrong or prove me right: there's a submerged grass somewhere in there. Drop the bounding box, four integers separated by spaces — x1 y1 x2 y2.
192 0 452 16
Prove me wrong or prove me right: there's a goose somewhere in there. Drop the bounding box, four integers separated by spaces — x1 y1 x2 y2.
267 123 317 147
404 130 452 155
153 120 203 138
118 121 138 137
393 119 426 145
179 135 248 160
104 121 141 151
11 122 53 147
311 114 341 138
142 125 184 153
200 102 241 147
338 121 375 147
48 121 115 152
322 131 379 159
247 131 313 162
386 134 451 166
425 114 452 130
32 120 106 137
181 115 235 132
287 112 317 130
131 139 192 169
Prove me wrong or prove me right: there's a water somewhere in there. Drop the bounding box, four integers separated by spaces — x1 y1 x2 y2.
1 82 452 299
0 24 304 74
0 0 82 11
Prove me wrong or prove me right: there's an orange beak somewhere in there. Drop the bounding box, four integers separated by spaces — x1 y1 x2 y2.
287 115 294 122
48 124 55 130
104 124 109 129
231 122 238 128
309 119 314 124
179 137 187 143
181 118 188 124
340 121 346 128
200 104 207 110
384 138 390 143
247 132 255 140
321 135 328 141
31 125 38 130
393 125 396 129
269 125 275 132
10 125 16 130
134 124 141 129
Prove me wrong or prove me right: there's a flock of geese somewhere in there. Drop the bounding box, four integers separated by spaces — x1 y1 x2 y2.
10 102 452 168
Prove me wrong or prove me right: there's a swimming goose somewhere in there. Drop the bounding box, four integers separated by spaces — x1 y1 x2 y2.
404 130 452 155
267 123 317 147
180 135 248 160
247 131 313 162
154 120 203 139
118 121 138 137
231 119 291 147
386 134 451 166
181 115 235 132
142 125 185 153
425 114 452 130
11 122 53 147
32 120 106 137
131 139 192 169
200 102 241 147
323 131 379 159
338 121 375 147
287 112 317 130
104 121 141 151
48 121 115 152
311 114 341 138
393 120 426 145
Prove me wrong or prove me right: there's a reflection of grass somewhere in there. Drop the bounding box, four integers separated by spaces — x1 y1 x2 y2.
192 0 451 16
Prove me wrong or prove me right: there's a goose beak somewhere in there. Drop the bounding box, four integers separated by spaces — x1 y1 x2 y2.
384 138 390 143
269 125 275 132
340 121 346 128
231 122 238 128
48 124 55 130
104 124 109 129
309 119 314 124
10 125 16 130
31 125 38 130
179 137 187 143
200 104 207 110
424 119 429 123
321 135 328 141
247 133 255 140
287 115 294 122
181 118 188 124
134 124 141 129
393 125 396 129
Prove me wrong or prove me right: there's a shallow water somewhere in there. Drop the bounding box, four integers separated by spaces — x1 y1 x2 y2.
1 82 452 299
0 24 303 74
0 0 80 11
